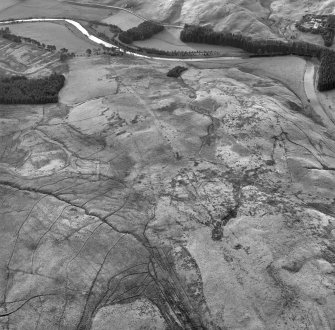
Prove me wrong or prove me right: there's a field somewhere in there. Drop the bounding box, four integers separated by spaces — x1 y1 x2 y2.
0 0 18 12
101 11 144 30
59 56 118 105
1 52 335 328
0 0 109 21
0 38 64 76
237 56 307 100
6 21 96 53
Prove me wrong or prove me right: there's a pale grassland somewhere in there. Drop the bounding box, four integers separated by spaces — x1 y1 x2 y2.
237 56 307 102
7 22 95 52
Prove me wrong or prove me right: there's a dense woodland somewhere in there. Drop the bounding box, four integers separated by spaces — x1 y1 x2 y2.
317 50 335 91
180 24 325 57
180 24 335 91
0 74 65 104
118 21 164 44
324 15 335 47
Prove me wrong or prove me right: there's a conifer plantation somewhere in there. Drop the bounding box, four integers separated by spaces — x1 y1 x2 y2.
317 50 335 91
0 73 65 104
118 21 164 44
180 24 335 91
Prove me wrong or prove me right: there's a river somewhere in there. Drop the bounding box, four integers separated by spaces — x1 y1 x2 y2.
0 18 238 62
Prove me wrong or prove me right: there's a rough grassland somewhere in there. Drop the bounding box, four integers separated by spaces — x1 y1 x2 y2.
1 54 335 329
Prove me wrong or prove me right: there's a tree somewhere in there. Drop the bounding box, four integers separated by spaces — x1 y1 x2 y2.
167 66 188 78
86 48 92 56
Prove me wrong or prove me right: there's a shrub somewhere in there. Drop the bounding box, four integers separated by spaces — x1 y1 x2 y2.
167 66 188 77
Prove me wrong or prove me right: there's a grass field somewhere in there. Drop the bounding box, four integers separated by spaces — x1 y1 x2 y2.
0 0 18 12
0 38 64 76
0 0 109 21
5 22 95 53
237 56 307 101
101 11 144 30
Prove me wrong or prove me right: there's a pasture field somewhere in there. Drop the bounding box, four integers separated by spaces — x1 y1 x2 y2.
88 23 117 40
0 0 18 12
5 22 95 53
101 11 144 30
237 56 307 102
0 0 109 21
133 27 246 56
59 56 118 105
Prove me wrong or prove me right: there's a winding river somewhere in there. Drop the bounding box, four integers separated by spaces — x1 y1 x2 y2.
0 17 327 126
0 18 238 62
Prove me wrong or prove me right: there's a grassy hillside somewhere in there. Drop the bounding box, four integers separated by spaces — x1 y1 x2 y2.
72 0 335 40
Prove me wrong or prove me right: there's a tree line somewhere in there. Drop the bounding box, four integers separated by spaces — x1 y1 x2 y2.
0 27 56 51
112 35 220 58
180 24 335 91
118 21 164 44
0 73 65 104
